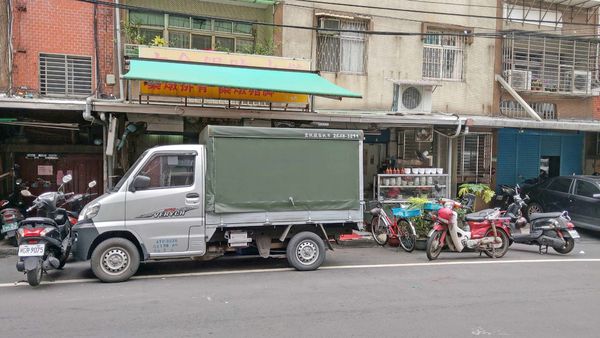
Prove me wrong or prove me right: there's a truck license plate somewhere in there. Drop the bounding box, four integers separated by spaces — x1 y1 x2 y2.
568 230 580 239
1 222 18 233
18 244 45 257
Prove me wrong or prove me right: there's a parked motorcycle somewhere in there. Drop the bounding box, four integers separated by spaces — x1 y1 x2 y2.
15 175 76 286
426 199 511 261
503 185 579 254
60 180 97 217
1 178 27 245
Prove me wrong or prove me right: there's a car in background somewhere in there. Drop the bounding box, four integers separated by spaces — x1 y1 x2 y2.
521 175 600 231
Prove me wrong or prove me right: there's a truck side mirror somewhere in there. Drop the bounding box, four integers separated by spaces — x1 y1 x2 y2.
130 175 151 192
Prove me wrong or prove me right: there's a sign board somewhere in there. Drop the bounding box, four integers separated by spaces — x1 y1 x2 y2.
138 46 311 71
140 81 309 104
37 165 53 176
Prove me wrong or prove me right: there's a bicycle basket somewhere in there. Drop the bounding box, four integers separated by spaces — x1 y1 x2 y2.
392 208 421 218
423 202 442 211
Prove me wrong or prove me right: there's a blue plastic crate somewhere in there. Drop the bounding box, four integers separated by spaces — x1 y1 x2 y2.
423 202 442 211
391 208 422 218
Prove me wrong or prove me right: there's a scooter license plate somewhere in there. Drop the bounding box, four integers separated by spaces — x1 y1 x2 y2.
568 230 580 239
1 222 18 233
18 244 45 257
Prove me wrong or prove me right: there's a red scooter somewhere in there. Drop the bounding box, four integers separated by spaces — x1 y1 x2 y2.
426 198 512 261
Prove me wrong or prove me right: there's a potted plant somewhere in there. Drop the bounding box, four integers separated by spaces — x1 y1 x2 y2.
531 79 543 91
407 197 433 250
457 183 495 210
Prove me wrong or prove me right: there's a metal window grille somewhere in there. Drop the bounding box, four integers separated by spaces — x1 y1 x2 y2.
422 31 465 80
502 32 599 95
39 54 92 97
397 129 433 160
317 19 367 73
457 134 492 184
499 100 557 120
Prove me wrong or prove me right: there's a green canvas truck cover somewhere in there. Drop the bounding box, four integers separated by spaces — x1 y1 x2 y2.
199 126 362 214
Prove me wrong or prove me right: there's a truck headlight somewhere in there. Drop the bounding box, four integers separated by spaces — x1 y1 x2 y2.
79 203 100 221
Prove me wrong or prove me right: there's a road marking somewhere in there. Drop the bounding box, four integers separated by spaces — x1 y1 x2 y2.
2 258 600 288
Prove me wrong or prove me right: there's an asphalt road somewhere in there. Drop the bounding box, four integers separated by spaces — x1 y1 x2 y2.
1 230 599 337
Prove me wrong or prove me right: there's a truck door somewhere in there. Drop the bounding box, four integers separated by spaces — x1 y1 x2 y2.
124 151 205 256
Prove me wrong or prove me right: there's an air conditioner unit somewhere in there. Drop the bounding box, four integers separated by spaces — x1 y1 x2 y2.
503 70 532 91
393 84 433 113
319 18 340 34
572 70 591 94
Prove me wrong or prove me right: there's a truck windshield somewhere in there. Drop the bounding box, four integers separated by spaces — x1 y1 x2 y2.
111 150 148 192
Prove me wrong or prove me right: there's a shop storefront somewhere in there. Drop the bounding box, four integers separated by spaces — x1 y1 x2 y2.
496 128 584 188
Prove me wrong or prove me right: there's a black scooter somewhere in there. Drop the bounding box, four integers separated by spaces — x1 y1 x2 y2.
15 175 75 286
504 185 579 255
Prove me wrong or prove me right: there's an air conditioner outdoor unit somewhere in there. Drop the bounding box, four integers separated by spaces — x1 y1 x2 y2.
572 70 591 94
393 84 433 113
503 70 532 91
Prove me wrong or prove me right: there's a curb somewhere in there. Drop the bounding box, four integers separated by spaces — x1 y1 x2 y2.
0 241 18 256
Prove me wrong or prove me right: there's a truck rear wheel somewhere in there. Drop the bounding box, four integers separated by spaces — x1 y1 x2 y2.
91 238 140 283
286 231 326 271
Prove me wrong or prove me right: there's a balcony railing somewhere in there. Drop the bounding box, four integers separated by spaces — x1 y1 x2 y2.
502 32 600 96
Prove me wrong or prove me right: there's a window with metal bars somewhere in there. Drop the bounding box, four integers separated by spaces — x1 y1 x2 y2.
39 54 92 97
317 18 367 74
457 134 492 184
397 129 433 160
422 31 465 81
502 33 599 95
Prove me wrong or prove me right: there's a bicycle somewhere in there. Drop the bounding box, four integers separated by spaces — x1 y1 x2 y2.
369 202 417 252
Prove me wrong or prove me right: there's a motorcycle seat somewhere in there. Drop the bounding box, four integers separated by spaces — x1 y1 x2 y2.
530 212 563 221
465 209 497 222
20 217 57 227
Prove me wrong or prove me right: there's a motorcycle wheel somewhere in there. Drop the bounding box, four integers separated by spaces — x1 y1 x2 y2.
370 216 389 246
26 265 43 287
426 230 443 261
8 236 18 247
398 219 416 253
554 237 575 254
483 229 509 258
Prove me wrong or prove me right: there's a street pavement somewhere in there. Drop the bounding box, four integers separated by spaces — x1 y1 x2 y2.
0 230 599 337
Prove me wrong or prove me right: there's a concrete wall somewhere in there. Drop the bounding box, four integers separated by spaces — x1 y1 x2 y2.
279 0 498 115
10 0 115 96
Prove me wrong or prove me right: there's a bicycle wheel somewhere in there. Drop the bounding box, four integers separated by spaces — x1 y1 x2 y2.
370 216 389 246
397 219 416 252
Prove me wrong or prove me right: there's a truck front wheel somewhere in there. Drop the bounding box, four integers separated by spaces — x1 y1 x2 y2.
286 231 326 271
91 238 140 283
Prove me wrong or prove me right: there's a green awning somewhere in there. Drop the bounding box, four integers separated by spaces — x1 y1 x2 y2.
122 59 362 99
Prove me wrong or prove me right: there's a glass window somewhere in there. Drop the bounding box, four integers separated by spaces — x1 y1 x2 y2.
169 15 190 28
317 19 367 74
192 35 212 50
234 23 253 35
547 178 573 193
193 18 211 30
138 154 195 189
575 180 600 198
214 20 233 33
129 11 164 27
236 39 254 53
422 30 465 80
139 29 163 44
215 37 234 52
169 31 190 49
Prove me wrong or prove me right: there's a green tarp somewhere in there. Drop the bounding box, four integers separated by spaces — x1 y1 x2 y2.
200 126 362 214
123 59 362 99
